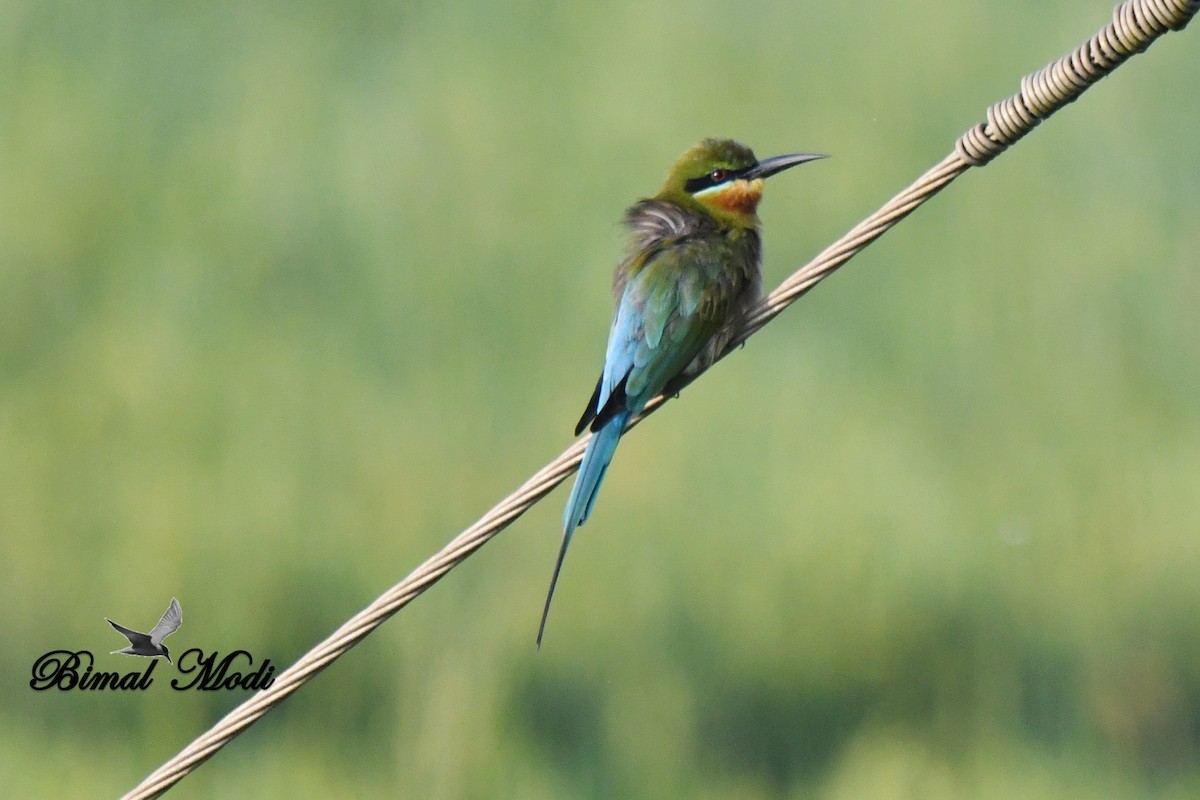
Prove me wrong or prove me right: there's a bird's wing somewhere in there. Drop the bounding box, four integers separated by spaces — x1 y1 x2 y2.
148 597 182 644
587 240 729 428
106 618 149 646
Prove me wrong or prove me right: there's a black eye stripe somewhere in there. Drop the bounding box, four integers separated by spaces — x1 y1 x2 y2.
684 164 752 194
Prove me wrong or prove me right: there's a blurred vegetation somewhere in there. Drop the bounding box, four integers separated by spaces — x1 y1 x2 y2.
2 0 1198 797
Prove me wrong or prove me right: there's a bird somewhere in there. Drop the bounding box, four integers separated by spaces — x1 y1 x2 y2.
537 138 825 645
106 597 183 664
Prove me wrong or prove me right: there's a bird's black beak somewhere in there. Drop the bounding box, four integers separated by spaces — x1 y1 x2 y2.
741 152 827 180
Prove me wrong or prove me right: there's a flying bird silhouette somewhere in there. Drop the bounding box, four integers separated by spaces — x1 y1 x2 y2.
106 597 182 664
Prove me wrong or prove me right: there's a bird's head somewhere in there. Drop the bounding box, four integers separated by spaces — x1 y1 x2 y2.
161 646 172 665
656 138 825 228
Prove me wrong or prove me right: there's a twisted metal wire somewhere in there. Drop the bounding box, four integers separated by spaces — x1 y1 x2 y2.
120 0 1198 796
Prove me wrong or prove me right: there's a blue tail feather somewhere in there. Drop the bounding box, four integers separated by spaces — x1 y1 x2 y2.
537 410 629 647
563 411 626 532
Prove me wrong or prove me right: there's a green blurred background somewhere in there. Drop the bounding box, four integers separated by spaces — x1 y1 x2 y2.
3 0 1198 796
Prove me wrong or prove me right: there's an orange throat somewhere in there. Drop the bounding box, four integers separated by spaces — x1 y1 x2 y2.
701 178 764 217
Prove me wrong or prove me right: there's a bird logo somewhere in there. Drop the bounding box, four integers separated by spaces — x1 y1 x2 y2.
106 597 183 664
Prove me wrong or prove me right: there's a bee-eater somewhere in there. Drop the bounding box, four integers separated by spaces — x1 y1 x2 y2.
538 138 825 645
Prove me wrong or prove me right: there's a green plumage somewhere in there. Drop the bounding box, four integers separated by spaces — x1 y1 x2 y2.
539 138 826 646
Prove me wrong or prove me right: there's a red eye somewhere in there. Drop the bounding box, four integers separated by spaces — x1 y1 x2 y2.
709 169 728 183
